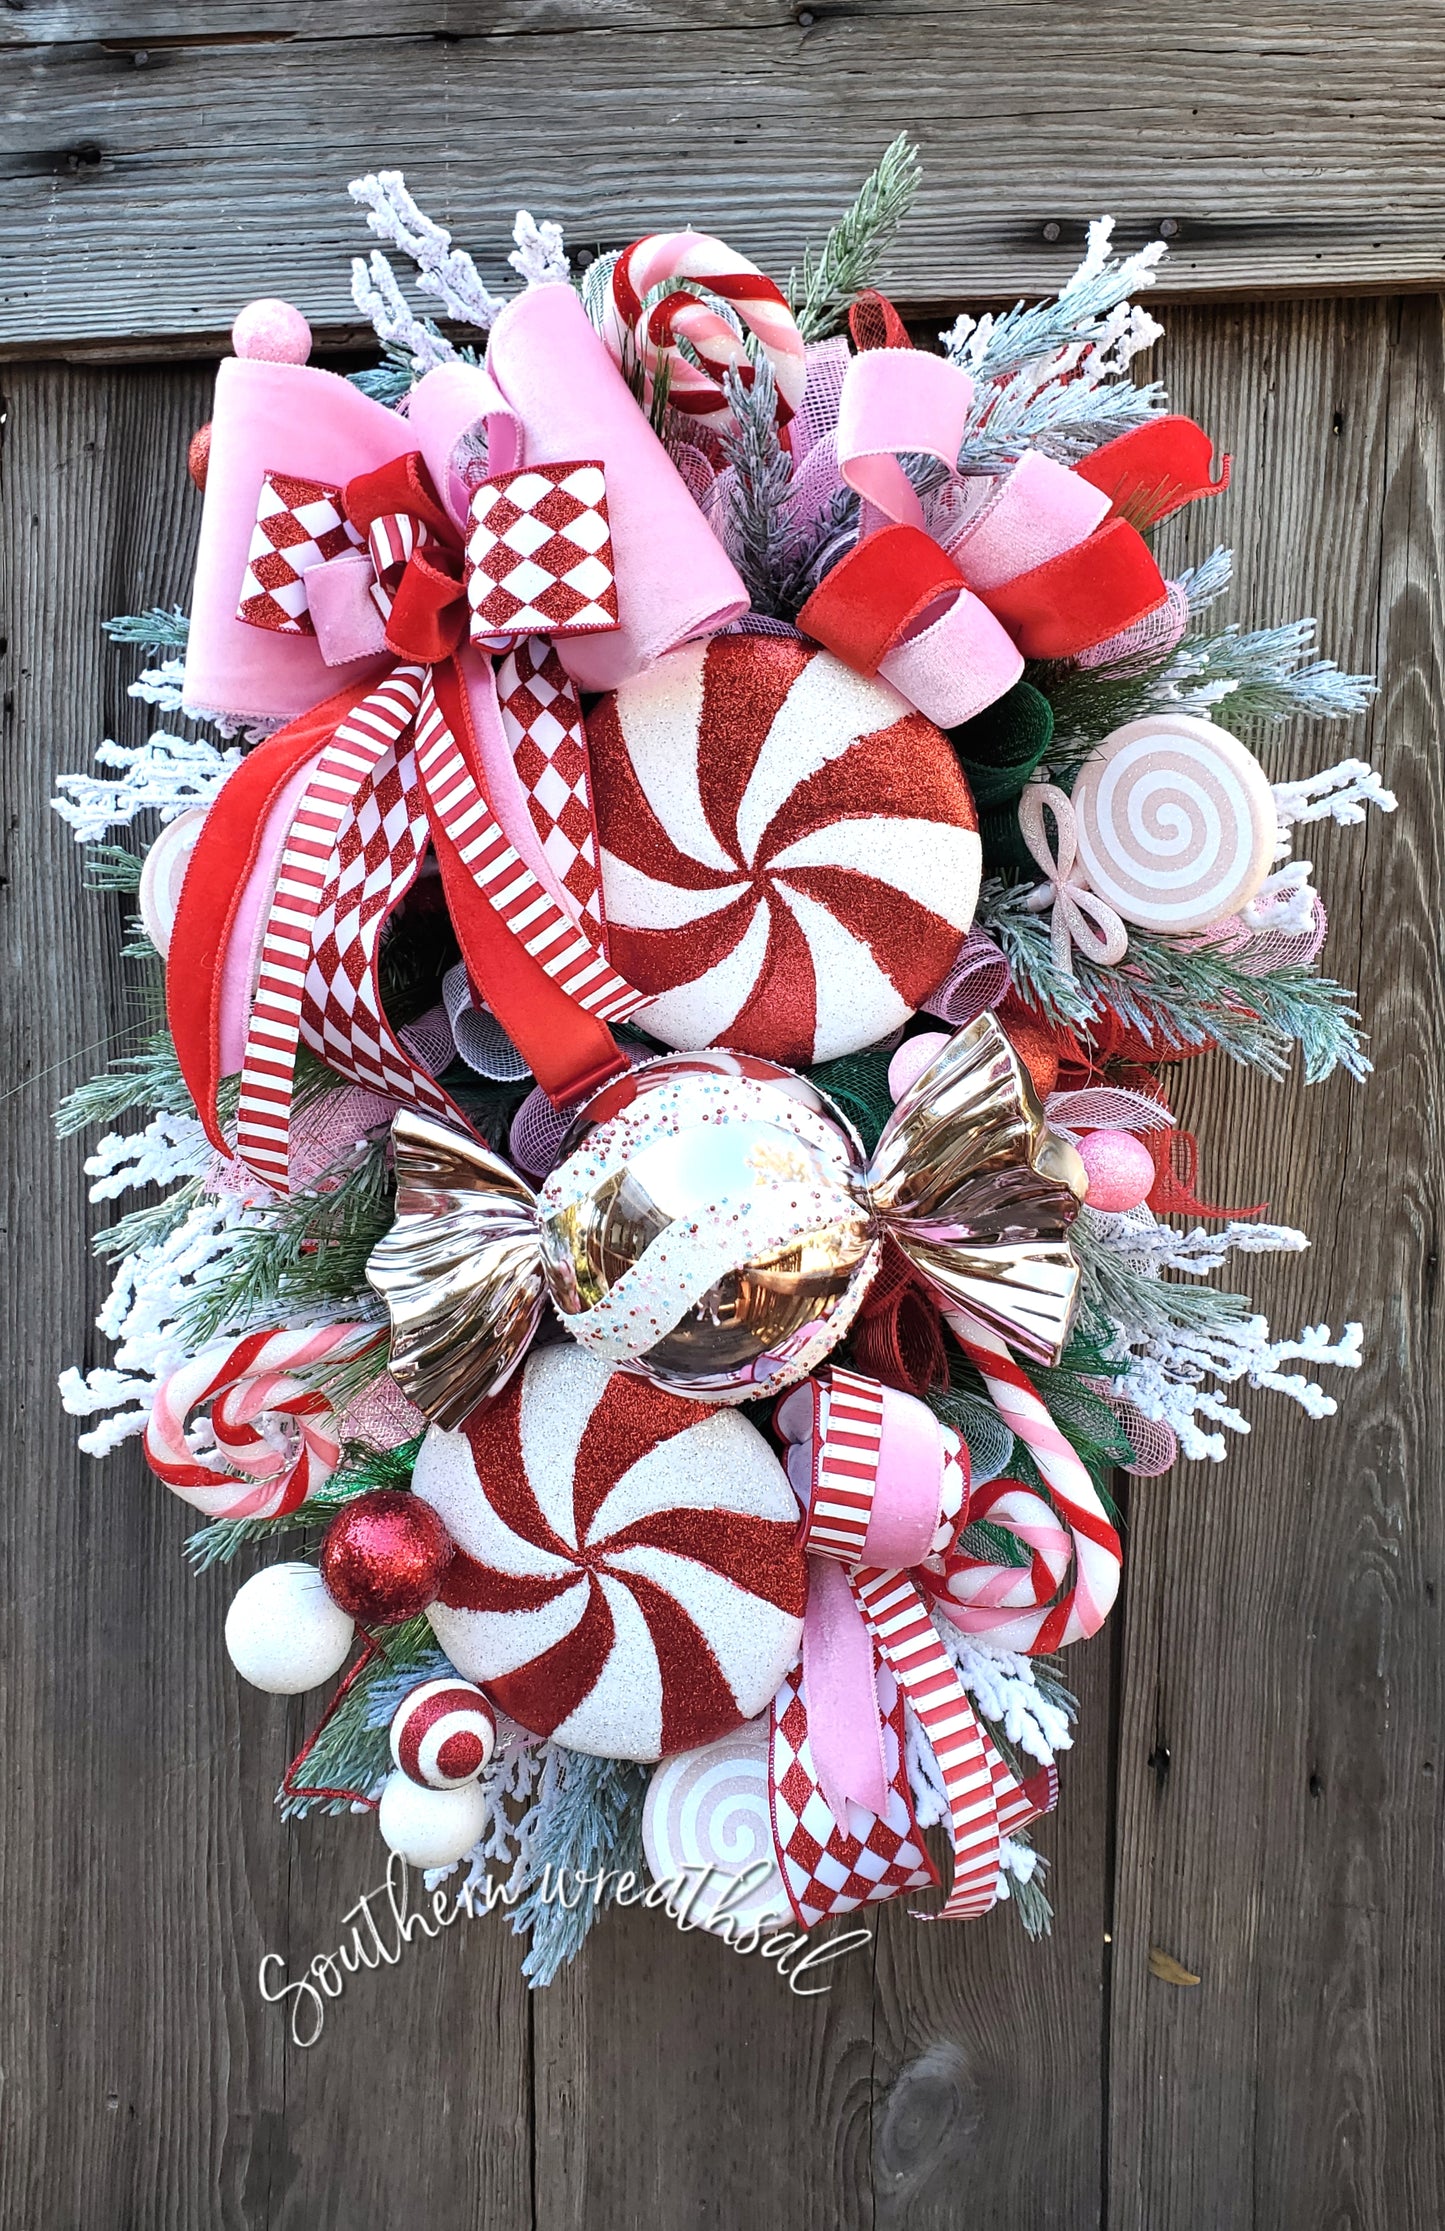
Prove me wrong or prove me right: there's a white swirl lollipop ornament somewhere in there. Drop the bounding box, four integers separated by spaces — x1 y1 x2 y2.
1068 713 1277 934
642 1722 793 1934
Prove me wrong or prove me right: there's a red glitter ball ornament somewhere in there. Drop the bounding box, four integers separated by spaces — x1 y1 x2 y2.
187 422 212 492
319 1491 456 1627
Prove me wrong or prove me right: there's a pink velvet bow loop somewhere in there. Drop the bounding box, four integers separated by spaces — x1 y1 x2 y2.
774 1365 1055 1921
1018 780 1130 975
836 347 975 534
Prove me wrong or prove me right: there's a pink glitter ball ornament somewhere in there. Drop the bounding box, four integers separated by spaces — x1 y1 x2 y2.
231 298 312 364
1076 1128 1156 1213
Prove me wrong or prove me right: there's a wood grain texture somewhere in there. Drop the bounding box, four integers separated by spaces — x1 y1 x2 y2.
1109 297 1445 2228
4 4 1445 356
4 298 1441 2225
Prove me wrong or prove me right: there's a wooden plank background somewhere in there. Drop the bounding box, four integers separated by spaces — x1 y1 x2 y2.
2 14 1441 2228
6 2 1445 356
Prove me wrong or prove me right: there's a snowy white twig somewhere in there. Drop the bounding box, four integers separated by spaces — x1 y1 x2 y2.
51 734 239 842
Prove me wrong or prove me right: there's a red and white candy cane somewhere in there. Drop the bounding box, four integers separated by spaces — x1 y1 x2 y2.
143 1324 381 1519
600 232 807 435
933 1308 1122 1654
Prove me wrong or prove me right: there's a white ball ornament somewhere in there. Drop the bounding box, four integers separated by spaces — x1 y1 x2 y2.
377 1770 490 1869
223 1562 355 1694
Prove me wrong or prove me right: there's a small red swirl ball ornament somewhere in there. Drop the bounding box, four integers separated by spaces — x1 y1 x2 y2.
319 1490 456 1626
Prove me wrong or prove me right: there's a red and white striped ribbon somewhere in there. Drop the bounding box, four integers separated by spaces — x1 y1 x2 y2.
143 1323 380 1519
850 1565 1050 1918
939 1307 1122 1652
236 667 427 1191
367 512 435 621
800 1365 883 1562
412 667 649 1026
788 1365 1050 1921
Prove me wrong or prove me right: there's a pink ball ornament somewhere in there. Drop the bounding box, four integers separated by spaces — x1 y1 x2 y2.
231 298 312 364
1077 1129 1157 1213
887 1032 950 1105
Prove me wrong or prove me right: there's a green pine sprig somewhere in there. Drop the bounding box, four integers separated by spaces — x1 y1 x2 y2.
787 134 921 343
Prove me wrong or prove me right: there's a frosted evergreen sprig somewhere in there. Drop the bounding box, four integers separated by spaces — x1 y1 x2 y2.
1165 617 1377 726
349 170 508 330
787 133 922 343
504 1747 649 1987
176 1142 393 1348
718 357 807 617
943 216 1167 386
977 879 1369 1082
103 605 190 651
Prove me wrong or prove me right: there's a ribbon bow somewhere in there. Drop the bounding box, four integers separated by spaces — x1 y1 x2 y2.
786 338 1227 731
775 1366 1056 1920
171 285 752 1191
1017 780 1130 975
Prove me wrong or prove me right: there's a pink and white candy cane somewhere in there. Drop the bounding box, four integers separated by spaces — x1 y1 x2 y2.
143 1324 381 1519
601 233 807 436
932 1309 1122 1654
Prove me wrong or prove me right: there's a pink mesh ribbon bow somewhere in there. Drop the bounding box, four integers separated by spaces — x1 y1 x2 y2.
774 1366 1057 1923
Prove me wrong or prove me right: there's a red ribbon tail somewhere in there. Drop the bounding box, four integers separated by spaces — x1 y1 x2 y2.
1075 414 1231 528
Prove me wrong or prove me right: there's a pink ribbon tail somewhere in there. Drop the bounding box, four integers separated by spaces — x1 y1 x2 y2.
802 1557 891 1821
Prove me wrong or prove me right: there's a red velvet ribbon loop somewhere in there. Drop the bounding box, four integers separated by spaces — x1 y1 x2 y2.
1075 414 1231 528
796 523 965 675
344 452 469 663
979 516 1167 662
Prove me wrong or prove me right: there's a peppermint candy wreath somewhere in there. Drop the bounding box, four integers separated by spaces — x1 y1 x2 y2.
54 143 1393 1988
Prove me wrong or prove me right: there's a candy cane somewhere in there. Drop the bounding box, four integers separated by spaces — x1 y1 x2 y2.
143 1325 381 1519
601 232 807 434
934 1308 1121 1653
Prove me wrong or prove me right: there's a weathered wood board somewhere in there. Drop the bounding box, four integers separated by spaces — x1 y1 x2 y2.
4 4 1445 354
1 288 1438 2226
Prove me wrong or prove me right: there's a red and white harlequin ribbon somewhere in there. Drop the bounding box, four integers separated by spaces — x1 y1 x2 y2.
933 1308 1122 1653
143 1324 381 1518
235 666 466 1193
776 1366 1054 1922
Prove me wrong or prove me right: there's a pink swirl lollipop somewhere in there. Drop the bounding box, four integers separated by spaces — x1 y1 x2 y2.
1069 713 1277 934
600 231 807 436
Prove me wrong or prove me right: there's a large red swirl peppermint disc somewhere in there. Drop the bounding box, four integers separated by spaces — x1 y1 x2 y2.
586 636 982 1066
412 1345 808 1761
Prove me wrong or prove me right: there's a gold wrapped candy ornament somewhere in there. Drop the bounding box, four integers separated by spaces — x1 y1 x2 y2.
366 1014 1088 1425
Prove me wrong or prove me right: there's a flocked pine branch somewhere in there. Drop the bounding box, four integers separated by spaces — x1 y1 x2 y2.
787 133 922 343
177 1142 393 1347
718 357 807 616
1166 616 1377 726
103 605 190 651
977 879 1370 1082
506 1748 649 1987
944 216 1167 386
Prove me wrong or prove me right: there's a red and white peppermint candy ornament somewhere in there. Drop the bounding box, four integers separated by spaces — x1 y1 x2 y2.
143 1324 378 1518
389 1678 497 1789
587 637 982 1066
599 231 807 436
412 1345 808 1761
